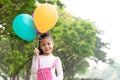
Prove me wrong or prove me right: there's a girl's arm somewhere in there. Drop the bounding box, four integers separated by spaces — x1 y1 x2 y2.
31 48 39 73
56 57 64 80
31 56 38 74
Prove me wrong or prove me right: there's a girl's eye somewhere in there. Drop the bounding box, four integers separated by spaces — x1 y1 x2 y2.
41 43 45 46
48 43 50 45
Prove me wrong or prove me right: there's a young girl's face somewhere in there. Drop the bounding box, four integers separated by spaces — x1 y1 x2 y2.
40 37 54 55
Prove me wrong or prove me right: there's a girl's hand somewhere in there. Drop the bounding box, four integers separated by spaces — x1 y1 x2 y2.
34 48 39 58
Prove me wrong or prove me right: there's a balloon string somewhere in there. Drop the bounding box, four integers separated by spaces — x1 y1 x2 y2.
32 34 39 49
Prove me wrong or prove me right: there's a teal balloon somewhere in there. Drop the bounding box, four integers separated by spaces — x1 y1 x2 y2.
12 14 36 41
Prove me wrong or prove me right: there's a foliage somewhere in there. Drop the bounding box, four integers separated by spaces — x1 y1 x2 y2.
37 0 65 8
0 0 36 37
88 28 112 65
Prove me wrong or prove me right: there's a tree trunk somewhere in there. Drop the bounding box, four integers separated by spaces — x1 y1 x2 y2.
25 70 31 80
10 74 19 80
17 75 19 80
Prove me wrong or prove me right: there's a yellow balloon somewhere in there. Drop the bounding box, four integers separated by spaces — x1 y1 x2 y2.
33 3 58 33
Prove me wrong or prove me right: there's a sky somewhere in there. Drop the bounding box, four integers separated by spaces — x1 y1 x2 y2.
61 0 120 61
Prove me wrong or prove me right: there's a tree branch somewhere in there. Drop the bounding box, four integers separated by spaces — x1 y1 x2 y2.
0 32 8 35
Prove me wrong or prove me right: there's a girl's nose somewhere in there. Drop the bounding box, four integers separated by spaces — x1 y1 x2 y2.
45 45 49 48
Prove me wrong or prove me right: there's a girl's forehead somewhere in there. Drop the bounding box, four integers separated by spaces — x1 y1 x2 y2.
40 37 52 43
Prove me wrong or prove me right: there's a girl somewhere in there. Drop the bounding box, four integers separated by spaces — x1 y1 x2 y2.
31 33 63 80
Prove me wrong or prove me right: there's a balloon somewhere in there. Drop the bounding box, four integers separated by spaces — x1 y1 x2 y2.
33 3 58 33
12 14 36 41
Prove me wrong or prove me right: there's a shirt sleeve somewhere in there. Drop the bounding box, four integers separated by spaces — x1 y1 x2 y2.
56 57 64 80
31 56 38 74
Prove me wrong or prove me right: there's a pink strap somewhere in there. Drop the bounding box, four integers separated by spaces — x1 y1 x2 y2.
52 57 58 68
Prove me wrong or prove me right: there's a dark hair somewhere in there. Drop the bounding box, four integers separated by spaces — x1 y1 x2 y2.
38 33 53 55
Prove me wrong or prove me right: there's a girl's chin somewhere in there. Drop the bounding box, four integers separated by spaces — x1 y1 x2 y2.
44 52 52 55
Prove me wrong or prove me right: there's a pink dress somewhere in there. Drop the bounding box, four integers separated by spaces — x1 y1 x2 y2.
31 55 63 80
37 57 58 80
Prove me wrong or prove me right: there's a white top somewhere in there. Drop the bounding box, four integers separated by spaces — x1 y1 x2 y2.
31 54 63 80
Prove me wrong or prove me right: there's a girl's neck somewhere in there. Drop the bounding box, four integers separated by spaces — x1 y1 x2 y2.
43 53 52 56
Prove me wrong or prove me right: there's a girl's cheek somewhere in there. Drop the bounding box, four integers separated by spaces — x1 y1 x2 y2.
40 46 44 50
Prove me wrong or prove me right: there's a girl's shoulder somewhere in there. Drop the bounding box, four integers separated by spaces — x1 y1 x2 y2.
54 56 62 62
52 55 60 59
52 55 60 60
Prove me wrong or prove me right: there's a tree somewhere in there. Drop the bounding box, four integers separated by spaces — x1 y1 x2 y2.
92 29 110 63
51 10 111 79
50 10 96 79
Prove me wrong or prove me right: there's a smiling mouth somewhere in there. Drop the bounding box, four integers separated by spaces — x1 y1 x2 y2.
45 49 50 51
